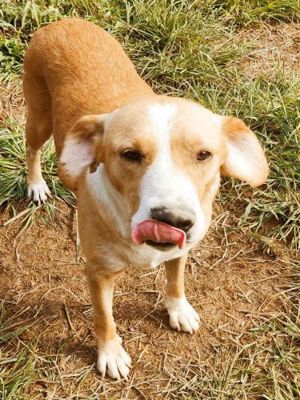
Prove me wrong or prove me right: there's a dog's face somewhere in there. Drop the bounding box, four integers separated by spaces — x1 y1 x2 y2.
60 97 268 250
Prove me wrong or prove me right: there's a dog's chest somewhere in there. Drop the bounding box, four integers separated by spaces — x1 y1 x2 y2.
122 242 188 270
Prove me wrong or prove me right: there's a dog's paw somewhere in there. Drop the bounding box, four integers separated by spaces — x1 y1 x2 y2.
97 336 132 380
27 180 51 204
165 296 200 334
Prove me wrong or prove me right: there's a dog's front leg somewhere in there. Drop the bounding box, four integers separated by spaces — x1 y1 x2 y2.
164 256 200 334
86 266 131 379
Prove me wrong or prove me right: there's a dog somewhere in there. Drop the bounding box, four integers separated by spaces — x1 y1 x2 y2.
23 18 268 379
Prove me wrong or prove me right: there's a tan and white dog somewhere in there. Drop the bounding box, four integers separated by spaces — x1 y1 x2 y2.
23 18 268 379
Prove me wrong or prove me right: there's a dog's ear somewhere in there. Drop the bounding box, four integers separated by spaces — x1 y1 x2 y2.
220 116 269 187
59 114 108 191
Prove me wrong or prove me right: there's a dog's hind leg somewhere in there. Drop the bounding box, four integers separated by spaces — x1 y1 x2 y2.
23 74 52 204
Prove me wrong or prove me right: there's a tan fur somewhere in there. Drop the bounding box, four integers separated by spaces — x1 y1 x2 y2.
86 267 120 342
57 115 107 190
165 256 187 298
27 147 43 184
220 116 269 187
23 18 269 379
23 19 154 362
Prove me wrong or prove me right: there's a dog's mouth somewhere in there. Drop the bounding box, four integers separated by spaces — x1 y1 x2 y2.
145 240 176 251
132 219 186 250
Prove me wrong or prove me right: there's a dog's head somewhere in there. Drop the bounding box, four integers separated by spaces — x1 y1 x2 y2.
60 97 268 251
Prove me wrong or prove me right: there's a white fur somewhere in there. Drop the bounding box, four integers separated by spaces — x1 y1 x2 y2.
102 284 113 311
126 241 193 270
165 296 200 334
86 165 194 271
131 103 206 245
225 142 254 182
84 103 208 270
87 165 130 238
96 235 194 271
224 130 268 187
60 138 93 178
60 114 110 179
27 179 51 204
97 335 132 379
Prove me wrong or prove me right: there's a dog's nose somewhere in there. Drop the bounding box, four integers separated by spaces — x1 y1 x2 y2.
150 206 195 233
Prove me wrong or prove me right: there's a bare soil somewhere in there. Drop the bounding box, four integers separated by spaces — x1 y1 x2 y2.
0 77 25 123
0 202 292 399
239 22 300 77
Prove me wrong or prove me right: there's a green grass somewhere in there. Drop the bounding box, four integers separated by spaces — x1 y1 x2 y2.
1 0 299 248
0 121 75 207
0 0 300 398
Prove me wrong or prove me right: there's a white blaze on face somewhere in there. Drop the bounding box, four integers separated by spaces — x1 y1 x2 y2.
131 103 206 245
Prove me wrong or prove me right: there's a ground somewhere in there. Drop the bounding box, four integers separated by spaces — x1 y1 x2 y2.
0 1 299 399
0 204 296 399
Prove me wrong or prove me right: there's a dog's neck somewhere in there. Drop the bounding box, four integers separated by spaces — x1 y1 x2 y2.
85 164 132 238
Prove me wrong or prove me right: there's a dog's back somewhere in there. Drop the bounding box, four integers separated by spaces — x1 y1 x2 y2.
23 18 152 155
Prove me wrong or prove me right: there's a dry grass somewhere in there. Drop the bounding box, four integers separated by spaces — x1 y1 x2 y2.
238 23 300 77
1 205 299 399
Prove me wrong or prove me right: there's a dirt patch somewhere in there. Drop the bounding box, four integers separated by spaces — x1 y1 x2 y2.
239 23 300 77
0 77 25 123
0 203 292 399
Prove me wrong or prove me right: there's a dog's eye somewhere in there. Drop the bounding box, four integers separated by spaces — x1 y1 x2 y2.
121 149 143 162
197 151 212 162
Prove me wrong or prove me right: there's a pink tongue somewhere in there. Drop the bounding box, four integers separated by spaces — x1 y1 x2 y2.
132 219 186 249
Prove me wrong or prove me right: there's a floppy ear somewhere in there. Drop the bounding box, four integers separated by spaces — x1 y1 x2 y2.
59 114 108 191
220 116 269 187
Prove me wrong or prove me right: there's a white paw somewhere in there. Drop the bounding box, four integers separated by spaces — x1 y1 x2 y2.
97 336 132 380
165 296 200 334
27 180 51 204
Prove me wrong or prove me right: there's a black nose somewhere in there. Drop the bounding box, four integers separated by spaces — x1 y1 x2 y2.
151 206 195 233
